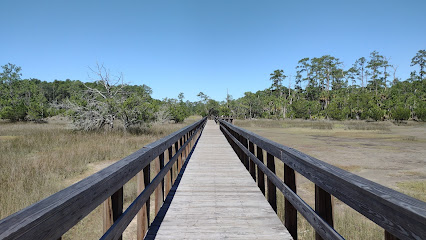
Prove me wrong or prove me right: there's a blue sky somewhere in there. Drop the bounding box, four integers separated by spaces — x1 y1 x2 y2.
1 0 425 102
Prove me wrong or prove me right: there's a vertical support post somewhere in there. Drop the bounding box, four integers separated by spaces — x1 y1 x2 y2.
159 153 165 201
103 199 112 233
166 146 173 195
284 164 297 240
236 134 243 163
242 136 249 170
175 140 180 175
187 132 191 157
180 137 184 168
385 231 399 240
315 185 333 240
137 164 150 240
103 187 123 240
249 142 255 180
257 146 265 195
267 152 277 212
155 156 163 215
183 135 187 161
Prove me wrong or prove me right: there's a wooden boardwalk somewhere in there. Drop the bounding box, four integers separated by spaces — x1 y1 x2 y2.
154 120 292 239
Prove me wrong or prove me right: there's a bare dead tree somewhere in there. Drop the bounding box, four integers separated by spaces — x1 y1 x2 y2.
64 63 157 131
64 63 125 131
391 65 399 85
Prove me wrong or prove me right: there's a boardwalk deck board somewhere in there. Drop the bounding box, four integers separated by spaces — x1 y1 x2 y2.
154 120 292 239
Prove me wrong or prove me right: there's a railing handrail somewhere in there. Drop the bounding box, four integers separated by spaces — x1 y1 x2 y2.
0 117 207 240
219 119 426 240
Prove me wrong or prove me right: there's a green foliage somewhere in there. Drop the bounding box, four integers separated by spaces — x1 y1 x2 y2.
0 104 27 121
392 107 410 122
165 93 190 123
1 50 425 126
366 106 384 121
415 105 426 121
0 64 49 121
327 101 347 120
411 50 425 80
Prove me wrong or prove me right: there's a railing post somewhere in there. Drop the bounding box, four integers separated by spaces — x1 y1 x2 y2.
256 146 265 195
267 152 277 212
103 198 112 233
242 136 249 170
183 134 187 161
137 164 150 240
103 187 123 240
186 133 190 158
179 137 184 171
155 156 163 215
175 140 180 174
166 146 173 195
385 231 400 240
315 185 333 240
284 163 297 240
236 134 243 163
249 142 256 180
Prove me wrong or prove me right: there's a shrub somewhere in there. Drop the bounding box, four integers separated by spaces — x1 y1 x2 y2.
415 106 426 121
367 106 383 121
392 107 410 123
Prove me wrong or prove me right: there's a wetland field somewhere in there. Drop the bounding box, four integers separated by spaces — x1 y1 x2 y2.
0 117 424 239
235 119 426 239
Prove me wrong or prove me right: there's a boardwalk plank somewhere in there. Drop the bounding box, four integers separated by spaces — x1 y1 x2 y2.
155 120 292 239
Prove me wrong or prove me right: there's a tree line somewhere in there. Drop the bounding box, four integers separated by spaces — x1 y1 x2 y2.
218 50 425 122
0 50 425 131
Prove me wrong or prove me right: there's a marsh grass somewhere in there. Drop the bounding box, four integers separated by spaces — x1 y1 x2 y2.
0 117 200 239
235 118 397 132
397 180 426 202
402 136 417 141
234 119 285 128
343 121 391 131
254 150 388 239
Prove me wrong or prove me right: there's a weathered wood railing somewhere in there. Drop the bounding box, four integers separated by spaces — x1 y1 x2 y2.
215 116 234 124
219 119 426 240
0 117 207 240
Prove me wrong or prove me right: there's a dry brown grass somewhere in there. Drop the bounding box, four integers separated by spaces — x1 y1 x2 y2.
0 116 201 239
397 180 426 202
236 118 426 239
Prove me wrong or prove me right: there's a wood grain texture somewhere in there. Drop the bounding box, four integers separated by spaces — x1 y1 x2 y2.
111 188 123 240
100 122 206 240
257 146 266 195
103 198 113 233
284 163 298 240
315 185 333 240
220 120 426 240
242 136 249 171
155 121 292 240
221 124 345 240
155 157 163 215
159 153 165 202
174 142 179 182
385 230 400 240
0 118 206 240
249 141 256 180
267 152 277 213
165 148 172 197
136 171 148 240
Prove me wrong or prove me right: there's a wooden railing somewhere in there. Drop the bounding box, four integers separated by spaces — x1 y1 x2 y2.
215 116 234 124
219 119 426 240
0 117 207 240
